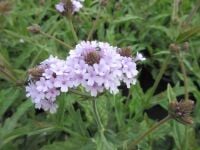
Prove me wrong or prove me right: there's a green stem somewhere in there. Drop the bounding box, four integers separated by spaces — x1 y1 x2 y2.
146 55 171 103
87 7 101 41
176 52 189 101
0 66 17 83
183 1 200 26
171 0 181 23
92 99 104 132
69 19 79 43
128 115 171 150
40 31 72 49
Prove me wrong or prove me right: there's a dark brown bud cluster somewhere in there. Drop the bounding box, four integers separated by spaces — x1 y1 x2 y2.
182 42 189 51
27 24 41 34
168 100 194 125
100 0 108 6
28 67 44 80
39 0 46 5
84 51 101 66
118 47 132 58
169 42 189 53
0 1 11 14
169 43 180 53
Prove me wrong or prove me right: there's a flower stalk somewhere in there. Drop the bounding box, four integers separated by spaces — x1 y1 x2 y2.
146 55 171 104
92 99 104 132
69 19 79 43
128 115 171 150
176 52 189 101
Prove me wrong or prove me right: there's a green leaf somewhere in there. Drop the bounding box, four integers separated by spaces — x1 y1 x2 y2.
41 137 95 150
167 84 176 103
113 15 143 24
0 88 20 117
1 100 32 136
96 133 117 150
176 26 200 43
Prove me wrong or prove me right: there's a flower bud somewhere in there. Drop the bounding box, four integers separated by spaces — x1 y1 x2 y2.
182 42 189 51
28 67 44 80
169 43 180 53
118 47 132 58
0 1 11 14
100 0 108 6
169 100 194 125
27 24 41 34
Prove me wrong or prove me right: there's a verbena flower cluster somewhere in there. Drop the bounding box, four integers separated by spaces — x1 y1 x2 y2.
55 0 84 14
26 41 145 113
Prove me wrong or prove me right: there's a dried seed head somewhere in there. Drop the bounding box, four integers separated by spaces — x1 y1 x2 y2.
169 43 180 53
84 51 101 66
0 1 11 14
27 24 41 34
169 100 194 125
118 47 132 57
28 67 44 80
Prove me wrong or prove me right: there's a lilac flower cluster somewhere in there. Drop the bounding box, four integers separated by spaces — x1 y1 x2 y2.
55 0 84 14
26 41 145 113
26 56 71 113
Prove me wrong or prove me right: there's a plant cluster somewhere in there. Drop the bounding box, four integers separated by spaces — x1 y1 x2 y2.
0 0 199 150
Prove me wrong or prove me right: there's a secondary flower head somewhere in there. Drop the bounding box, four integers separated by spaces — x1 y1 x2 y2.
117 47 145 88
26 56 73 113
55 0 84 15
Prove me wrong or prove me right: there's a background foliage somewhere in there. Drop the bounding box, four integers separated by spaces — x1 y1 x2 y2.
0 0 200 149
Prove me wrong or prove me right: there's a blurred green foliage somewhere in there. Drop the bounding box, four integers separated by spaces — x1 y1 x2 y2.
0 0 200 149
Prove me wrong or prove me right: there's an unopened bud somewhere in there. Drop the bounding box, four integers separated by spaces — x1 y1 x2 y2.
0 1 11 14
100 0 108 6
28 67 44 80
169 100 194 125
118 47 132 58
169 43 180 53
182 42 189 51
27 24 41 34
39 0 45 5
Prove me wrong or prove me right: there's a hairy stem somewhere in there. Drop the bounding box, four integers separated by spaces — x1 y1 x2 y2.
0 65 17 83
128 115 171 150
92 99 104 131
176 52 189 101
69 19 79 43
146 55 171 104
183 1 200 26
171 0 181 23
